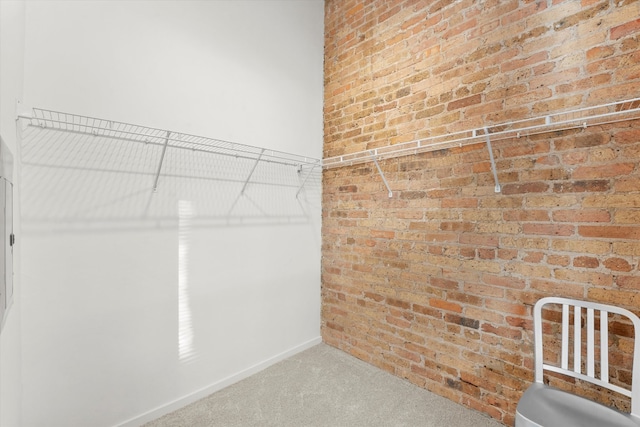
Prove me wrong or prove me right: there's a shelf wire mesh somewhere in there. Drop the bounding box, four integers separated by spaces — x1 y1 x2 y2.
323 97 640 168
19 108 321 231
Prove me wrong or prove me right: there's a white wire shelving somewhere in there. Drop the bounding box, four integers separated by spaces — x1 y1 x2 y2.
323 97 640 169
17 108 322 229
19 108 320 167
17 97 640 224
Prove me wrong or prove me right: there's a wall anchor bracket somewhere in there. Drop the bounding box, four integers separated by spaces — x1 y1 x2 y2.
296 160 320 199
240 148 265 196
152 131 171 193
484 127 501 193
369 150 393 198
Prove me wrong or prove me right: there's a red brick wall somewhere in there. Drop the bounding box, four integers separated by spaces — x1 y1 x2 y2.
322 0 640 425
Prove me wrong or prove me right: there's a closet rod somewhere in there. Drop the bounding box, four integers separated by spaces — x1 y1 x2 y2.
18 108 320 168
323 97 640 169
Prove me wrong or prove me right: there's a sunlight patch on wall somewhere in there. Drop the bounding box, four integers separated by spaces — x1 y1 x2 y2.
178 199 196 363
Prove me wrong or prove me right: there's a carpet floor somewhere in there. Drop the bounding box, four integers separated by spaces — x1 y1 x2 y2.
144 343 503 427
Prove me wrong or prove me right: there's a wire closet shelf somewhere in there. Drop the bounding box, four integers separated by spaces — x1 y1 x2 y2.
323 97 640 169
19 108 321 169
18 108 322 228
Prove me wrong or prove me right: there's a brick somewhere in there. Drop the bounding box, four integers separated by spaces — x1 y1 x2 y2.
430 277 459 290
547 255 571 267
523 251 544 263
459 234 499 247
525 195 578 208
614 210 640 224
505 262 551 279
413 303 441 318
501 51 549 73
617 275 640 290
481 323 522 340
611 18 640 40
588 288 640 308
503 141 550 158
339 185 358 193
371 229 396 239
613 242 640 256
572 163 635 179
445 313 480 329
615 128 640 145
387 297 411 309
552 209 610 223
441 197 478 208
582 194 640 208
523 224 575 236
448 94 482 111
415 105 445 119
486 299 527 316
573 256 599 268
400 191 427 199
551 239 610 255
555 269 612 287
464 282 505 298
587 45 615 60
589 82 640 103
604 258 633 272
531 279 585 299
578 226 640 240
501 182 549 195
552 180 610 193
501 236 548 250
430 298 463 313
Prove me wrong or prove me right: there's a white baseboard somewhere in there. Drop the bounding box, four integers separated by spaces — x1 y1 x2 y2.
116 336 322 427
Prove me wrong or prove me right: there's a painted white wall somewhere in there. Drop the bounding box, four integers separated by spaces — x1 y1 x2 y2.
0 1 25 425
20 1 324 426
23 0 323 158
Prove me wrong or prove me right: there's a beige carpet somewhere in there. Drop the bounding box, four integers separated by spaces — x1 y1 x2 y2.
144 343 503 427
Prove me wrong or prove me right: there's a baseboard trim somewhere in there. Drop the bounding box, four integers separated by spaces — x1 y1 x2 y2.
116 336 322 427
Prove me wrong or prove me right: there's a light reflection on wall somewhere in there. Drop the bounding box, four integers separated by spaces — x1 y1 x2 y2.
178 199 196 363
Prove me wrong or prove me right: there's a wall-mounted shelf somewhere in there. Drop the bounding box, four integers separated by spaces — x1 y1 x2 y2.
323 97 640 169
20 108 320 168
18 108 322 230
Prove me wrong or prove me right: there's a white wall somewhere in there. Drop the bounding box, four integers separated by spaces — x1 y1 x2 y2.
0 1 25 426
23 0 323 157
20 1 324 426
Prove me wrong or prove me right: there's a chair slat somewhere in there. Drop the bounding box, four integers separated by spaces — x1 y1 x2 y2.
561 304 569 370
574 306 581 373
587 308 595 377
601 310 609 383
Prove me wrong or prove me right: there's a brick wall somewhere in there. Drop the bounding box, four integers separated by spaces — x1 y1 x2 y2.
321 0 640 425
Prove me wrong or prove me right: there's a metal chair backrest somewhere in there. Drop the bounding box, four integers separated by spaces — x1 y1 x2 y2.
534 297 640 417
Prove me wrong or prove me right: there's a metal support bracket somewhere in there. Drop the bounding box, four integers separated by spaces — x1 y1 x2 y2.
227 148 265 216
296 160 320 199
240 148 265 195
152 131 171 193
483 127 501 193
369 150 393 198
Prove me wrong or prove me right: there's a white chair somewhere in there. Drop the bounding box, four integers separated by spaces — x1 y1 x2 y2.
516 297 640 427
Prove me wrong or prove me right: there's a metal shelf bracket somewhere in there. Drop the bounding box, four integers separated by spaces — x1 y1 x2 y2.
369 150 393 198
296 160 320 199
322 97 640 169
152 131 171 193
483 127 501 193
240 148 265 196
